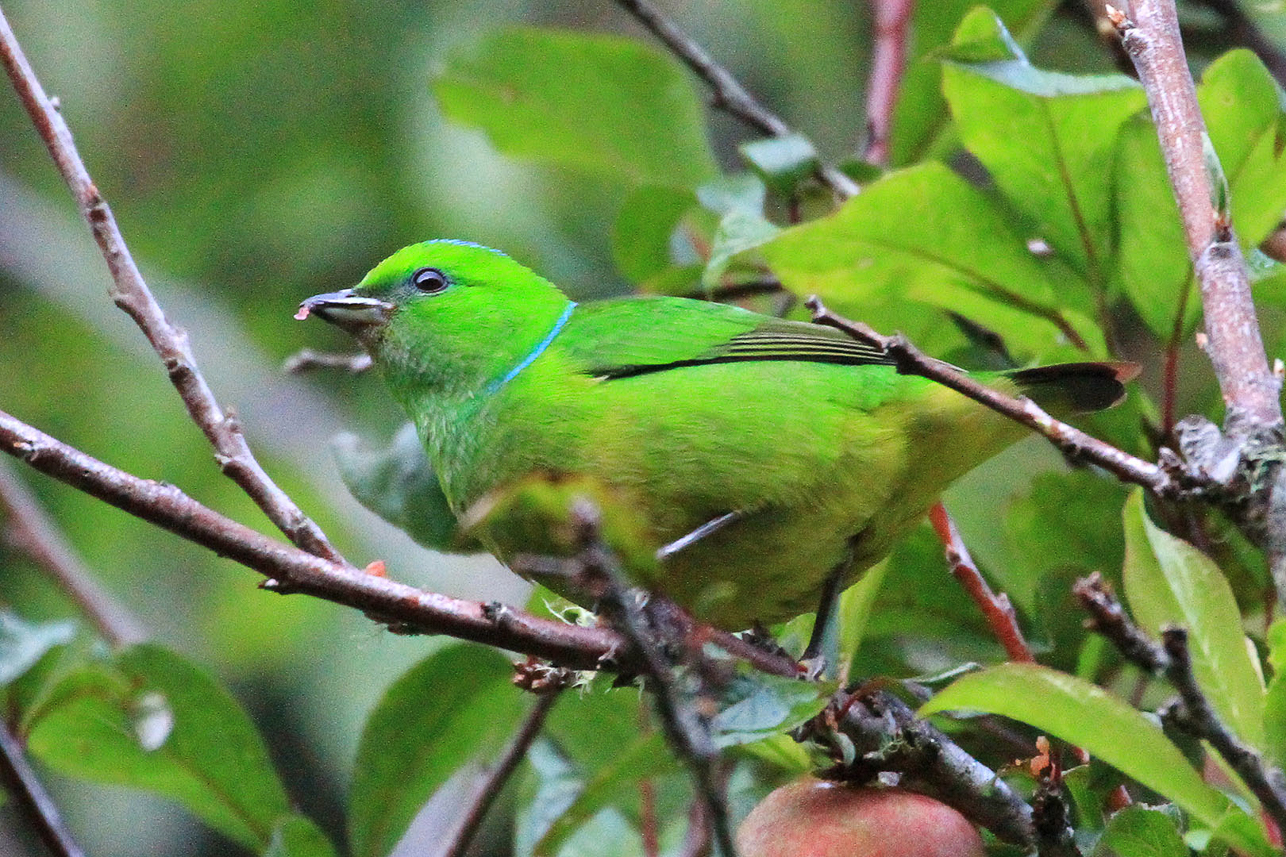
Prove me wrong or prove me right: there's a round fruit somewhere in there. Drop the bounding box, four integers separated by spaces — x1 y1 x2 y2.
736 779 985 857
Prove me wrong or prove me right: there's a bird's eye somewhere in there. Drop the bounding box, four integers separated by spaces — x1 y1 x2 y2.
411 267 449 294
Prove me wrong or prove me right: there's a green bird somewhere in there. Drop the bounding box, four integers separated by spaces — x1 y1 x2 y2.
299 239 1127 637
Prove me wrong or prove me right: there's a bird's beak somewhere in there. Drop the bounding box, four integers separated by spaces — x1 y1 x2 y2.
295 289 393 331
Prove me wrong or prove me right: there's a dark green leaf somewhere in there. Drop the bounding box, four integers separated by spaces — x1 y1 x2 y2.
943 8 1145 285
348 644 527 857
1091 806 1187 857
738 134 819 195
920 662 1262 846
333 423 474 552
25 644 290 851
433 27 717 187
1121 490 1265 748
516 741 646 857
761 162 1104 360
265 815 339 857
0 611 76 685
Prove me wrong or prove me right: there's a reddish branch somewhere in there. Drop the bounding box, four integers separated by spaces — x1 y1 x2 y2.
863 0 915 165
0 5 343 564
0 461 146 647
928 502 1034 662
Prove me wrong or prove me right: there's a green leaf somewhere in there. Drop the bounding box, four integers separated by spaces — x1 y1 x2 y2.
333 423 474 552
348 644 528 857
836 559 889 672
888 0 1053 166
0 611 76 685
943 8 1146 285
761 162 1103 360
695 174 780 289
1122 490 1265 748
25 644 290 851
611 185 697 283
516 741 646 857
265 816 339 857
531 733 673 857
711 672 832 749
433 27 717 187
1091 805 1187 857
920 662 1263 847
739 134 819 195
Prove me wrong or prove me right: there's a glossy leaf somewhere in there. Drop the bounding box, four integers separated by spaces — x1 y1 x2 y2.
762 162 1103 359
0 611 76 685
516 740 646 857
920 662 1265 849
26 644 291 851
739 133 819 195
1091 806 1187 857
611 185 697 283
943 8 1146 284
348 644 528 857
1122 490 1265 748
711 672 832 749
433 27 717 187
333 423 474 553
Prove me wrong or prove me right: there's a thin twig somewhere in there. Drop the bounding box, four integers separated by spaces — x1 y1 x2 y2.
863 0 915 165
561 502 738 857
283 349 373 375
806 297 1174 494
0 459 145 647
441 684 565 857
612 0 859 199
928 502 1034 662
1074 573 1286 834
0 4 344 564
0 717 86 857
0 407 802 680
799 687 1036 846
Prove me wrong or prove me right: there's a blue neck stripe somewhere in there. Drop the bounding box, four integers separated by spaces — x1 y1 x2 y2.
490 301 576 392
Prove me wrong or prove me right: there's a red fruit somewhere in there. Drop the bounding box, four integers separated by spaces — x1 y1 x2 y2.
736 779 985 857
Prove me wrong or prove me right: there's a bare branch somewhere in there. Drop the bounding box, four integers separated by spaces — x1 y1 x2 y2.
0 460 146 647
806 297 1174 494
283 349 373 375
928 502 1034 663
1108 2 1282 432
0 718 86 857
1075 573 1286 834
0 4 343 563
612 0 859 199
863 0 915 165
799 688 1036 847
441 673 568 857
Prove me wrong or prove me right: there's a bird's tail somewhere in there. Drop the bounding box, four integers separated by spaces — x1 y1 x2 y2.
1008 362 1139 415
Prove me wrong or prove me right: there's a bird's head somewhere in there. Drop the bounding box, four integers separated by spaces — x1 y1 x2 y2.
297 240 572 399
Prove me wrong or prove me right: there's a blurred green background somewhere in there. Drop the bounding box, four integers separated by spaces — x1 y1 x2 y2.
0 0 1237 854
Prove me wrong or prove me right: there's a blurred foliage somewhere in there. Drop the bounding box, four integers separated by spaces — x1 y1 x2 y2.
3 0 1286 856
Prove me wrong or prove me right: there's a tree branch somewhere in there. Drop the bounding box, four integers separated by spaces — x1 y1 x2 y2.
928 502 1034 663
1074 573 1286 834
862 0 915 165
0 718 86 857
799 687 1036 847
806 297 1175 494
441 673 567 857
0 459 146 647
612 0 859 199
0 3 344 564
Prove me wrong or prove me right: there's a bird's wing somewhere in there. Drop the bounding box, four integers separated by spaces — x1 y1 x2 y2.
555 296 895 379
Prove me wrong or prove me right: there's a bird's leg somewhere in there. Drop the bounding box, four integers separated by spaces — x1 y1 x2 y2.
655 510 746 561
801 547 857 674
